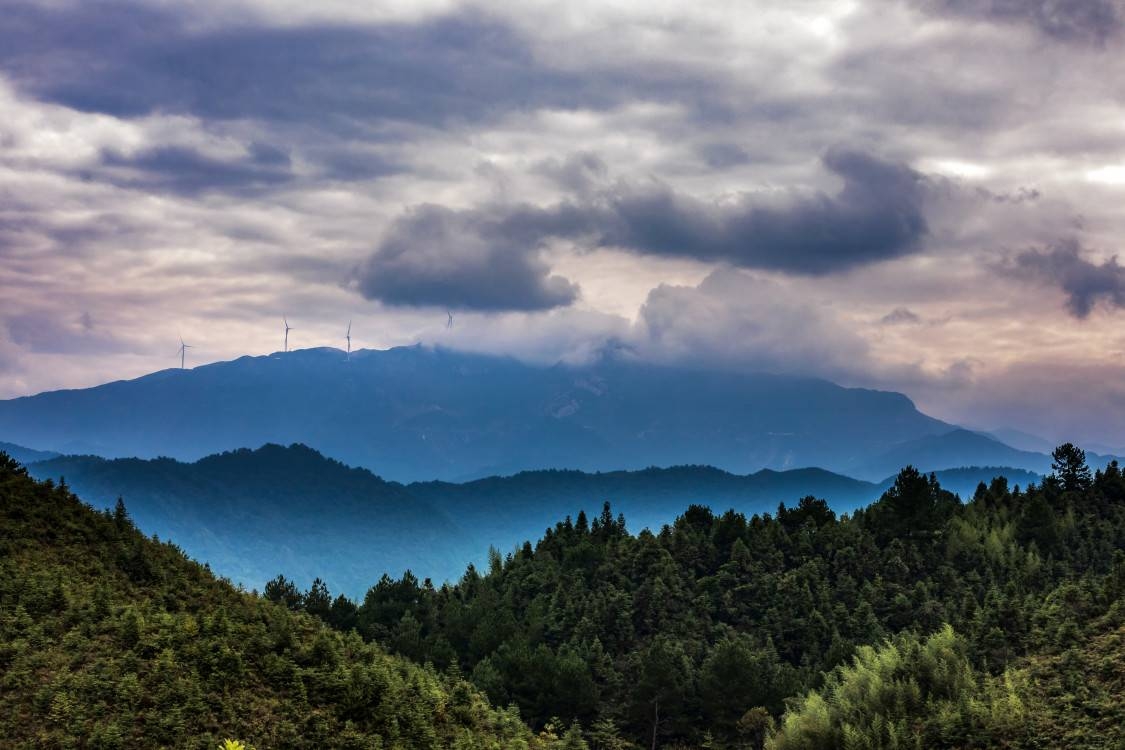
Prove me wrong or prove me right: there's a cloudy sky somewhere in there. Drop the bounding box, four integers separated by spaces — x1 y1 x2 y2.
2 0 1125 448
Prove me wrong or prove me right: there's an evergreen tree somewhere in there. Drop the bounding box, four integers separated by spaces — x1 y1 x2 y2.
1051 443 1092 492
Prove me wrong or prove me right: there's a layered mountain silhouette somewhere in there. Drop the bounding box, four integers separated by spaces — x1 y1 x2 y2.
0 345 966 481
27 444 462 597
0 440 59 465
25 443 1041 596
855 429 1051 479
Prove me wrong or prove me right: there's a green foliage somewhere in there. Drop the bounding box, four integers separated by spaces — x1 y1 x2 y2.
0 452 538 749
1052 443 1093 493
299 454 1125 749
766 625 1029 749
7 445 1125 749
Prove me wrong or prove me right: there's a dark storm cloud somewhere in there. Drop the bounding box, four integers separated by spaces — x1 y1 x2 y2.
1010 239 1125 317
99 145 294 196
355 205 581 312
92 138 402 197
0 1 724 133
917 0 1123 44
357 150 928 311
595 149 928 274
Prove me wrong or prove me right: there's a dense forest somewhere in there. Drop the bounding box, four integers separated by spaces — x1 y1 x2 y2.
275 444 1125 749
3 444 1124 748
0 452 556 749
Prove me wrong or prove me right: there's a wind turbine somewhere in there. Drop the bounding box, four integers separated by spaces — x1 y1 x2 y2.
283 316 293 352
446 311 454 329
177 336 192 369
345 320 352 359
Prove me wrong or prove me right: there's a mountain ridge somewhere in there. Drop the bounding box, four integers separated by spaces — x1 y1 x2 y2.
0 345 958 481
24 442 1043 596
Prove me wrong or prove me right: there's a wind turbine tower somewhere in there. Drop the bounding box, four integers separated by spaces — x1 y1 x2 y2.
177 336 192 369
345 320 352 359
447 311 454 329
284 316 293 352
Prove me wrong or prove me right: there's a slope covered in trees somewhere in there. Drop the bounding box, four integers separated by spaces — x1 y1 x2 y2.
26 444 468 596
5 441 1123 748
26 443 1041 595
294 444 1125 749
0 452 541 749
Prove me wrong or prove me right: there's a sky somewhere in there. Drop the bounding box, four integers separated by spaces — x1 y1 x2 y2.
2 0 1125 449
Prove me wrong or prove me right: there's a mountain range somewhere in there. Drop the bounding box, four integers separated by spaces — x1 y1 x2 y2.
24 443 1041 597
0 345 1061 482
3 346 1109 596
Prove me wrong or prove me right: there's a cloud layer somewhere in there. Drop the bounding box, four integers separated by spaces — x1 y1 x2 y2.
356 150 928 311
2 0 1125 449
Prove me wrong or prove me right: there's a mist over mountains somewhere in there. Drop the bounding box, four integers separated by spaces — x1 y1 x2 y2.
25 443 1040 596
1 346 1097 596
1 345 964 482
2 346 1107 484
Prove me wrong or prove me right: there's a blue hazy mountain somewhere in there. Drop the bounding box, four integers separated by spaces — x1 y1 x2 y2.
854 428 1120 480
24 443 1041 597
0 440 59 465
854 429 1052 479
27 444 467 598
411 463 1041 549
0 346 958 482
984 427 1058 454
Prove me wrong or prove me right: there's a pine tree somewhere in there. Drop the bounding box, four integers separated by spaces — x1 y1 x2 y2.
1052 443 1092 492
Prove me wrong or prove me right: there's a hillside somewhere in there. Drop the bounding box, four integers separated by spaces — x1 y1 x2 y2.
4 443 1122 748
26 444 1040 597
26 444 467 597
307 449 1125 748
0 346 954 481
1020 601 1125 748
0 453 540 749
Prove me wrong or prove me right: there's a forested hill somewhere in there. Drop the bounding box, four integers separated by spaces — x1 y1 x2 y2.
0 453 546 749
25 444 468 597
288 446 1125 749
26 444 1039 595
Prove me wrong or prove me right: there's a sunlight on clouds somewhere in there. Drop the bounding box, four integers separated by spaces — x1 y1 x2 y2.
920 158 993 179
1086 165 1125 185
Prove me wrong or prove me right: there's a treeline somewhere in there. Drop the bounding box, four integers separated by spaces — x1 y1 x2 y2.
275 445 1125 749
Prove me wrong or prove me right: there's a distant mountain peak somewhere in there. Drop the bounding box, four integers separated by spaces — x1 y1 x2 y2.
0 347 957 482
